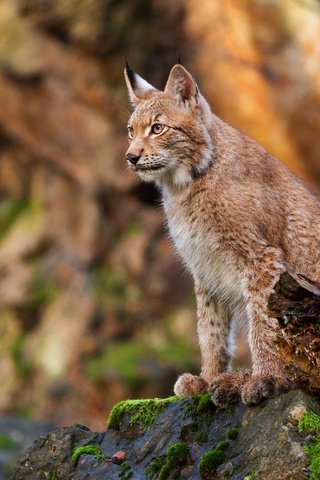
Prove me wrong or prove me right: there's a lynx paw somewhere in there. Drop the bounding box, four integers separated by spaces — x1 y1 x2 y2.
174 373 208 397
241 375 290 406
209 371 250 409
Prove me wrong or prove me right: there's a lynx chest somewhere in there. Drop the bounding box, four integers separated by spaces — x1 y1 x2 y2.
162 191 242 306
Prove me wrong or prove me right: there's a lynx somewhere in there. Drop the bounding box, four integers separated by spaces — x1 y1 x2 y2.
124 62 320 406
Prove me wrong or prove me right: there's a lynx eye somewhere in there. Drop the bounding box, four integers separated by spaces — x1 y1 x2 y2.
151 123 165 135
127 126 134 139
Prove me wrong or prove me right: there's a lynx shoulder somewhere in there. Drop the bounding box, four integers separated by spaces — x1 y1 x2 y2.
124 63 320 406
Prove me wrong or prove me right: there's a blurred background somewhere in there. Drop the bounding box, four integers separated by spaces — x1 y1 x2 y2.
0 0 320 435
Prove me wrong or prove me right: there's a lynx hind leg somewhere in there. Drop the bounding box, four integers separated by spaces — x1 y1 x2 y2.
174 373 208 397
242 247 291 405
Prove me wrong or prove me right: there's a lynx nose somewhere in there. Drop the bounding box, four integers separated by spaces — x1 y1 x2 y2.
126 152 141 165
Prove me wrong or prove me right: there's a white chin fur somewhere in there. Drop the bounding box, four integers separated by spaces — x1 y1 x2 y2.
136 169 162 182
136 164 194 187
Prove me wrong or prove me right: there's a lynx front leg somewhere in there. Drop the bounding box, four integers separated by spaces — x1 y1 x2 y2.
174 285 230 397
241 249 291 405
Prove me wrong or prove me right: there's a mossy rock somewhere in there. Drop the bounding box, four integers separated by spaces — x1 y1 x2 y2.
11 391 319 480
226 425 239 440
146 442 190 480
183 393 215 418
199 440 229 479
298 410 320 480
71 445 101 466
107 396 179 433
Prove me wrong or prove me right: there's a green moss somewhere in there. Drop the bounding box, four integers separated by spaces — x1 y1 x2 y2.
0 433 17 449
298 411 320 436
71 445 101 466
184 397 199 417
96 453 111 464
243 472 257 480
184 394 214 418
195 431 209 444
167 442 189 463
146 457 166 479
226 425 239 440
48 473 58 480
182 394 216 444
71 446 111 468
146 442 189 480
107 397 179 432
298 410 320 480
222 469 231 478
199 441 229 479
119 462 133 479
197 394 214 414
304 439 320 480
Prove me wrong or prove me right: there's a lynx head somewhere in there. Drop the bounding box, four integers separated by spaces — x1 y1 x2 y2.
124 63 213 188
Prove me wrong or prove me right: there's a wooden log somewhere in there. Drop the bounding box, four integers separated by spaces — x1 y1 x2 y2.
268 272 320 394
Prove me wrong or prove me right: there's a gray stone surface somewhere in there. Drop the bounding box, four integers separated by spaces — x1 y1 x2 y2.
10 390 320 480
0 416 52 480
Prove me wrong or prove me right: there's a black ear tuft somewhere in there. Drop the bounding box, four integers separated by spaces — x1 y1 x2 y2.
124 59 137 89
177 54 182 65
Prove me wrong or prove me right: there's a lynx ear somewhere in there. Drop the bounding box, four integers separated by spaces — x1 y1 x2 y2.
164 64 199 108
124 62 158 107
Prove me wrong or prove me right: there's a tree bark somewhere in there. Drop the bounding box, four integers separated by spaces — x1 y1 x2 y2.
269 272 320 394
